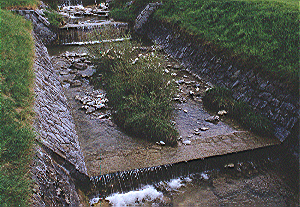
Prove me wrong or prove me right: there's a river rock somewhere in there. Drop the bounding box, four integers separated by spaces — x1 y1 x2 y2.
77 67 96 78
71 62 88 70
159 141 166 145
182 140 191 145
217 110 227 116
205 115 220 124
200 127 209 131
71 80 82 87
60 71 69 75
173 64 182 70
86 107 96 114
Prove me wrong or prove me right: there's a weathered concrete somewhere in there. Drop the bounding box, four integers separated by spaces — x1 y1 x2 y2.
60 20 127 29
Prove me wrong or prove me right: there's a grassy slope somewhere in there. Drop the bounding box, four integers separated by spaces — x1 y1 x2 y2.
154 0 299 86
0 1 36 205
0 0 39 9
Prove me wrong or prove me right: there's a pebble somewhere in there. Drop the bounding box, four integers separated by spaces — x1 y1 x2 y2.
200 127 209 131
156 141 166 146
205 115 220 123
86 107 96 114
224 163 235 168
182 140 191 145
218 110 228 116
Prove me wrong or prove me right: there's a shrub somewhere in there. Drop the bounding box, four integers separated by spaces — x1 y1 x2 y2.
44 10 64 27
203 87 274 136
88 30 178 145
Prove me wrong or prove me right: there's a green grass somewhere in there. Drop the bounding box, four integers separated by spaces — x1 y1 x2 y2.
155 0 299 86
0 0 39 9
89 29 178 146
0 9 35 206
44 10 64 27
203 87 274 135
110 0 156 22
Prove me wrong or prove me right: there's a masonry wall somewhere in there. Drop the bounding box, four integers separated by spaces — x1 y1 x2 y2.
142 19 298 142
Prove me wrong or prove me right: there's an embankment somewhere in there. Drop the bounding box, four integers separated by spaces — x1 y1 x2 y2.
137 12 298 143
15 10 90 206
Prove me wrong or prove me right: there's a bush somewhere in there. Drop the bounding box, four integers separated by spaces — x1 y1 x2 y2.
203 87 274 136
44 10 64 27
202 87 234 111
89 30 178 145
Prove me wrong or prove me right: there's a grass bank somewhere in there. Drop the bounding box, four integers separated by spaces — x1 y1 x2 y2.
155 0 299 87
89 31 178 146
0 4 36 206
0 0 39 9
111 0 299 87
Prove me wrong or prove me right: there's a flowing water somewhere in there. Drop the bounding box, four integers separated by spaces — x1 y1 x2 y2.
47 2 299 206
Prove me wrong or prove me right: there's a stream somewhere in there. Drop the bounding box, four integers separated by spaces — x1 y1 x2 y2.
46 1 299 206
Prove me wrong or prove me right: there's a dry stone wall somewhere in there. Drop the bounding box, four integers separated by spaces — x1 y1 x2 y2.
142 19 298 142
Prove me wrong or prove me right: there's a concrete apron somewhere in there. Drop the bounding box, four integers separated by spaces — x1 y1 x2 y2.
51 50 280 177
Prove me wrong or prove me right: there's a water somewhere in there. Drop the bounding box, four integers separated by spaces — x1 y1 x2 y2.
89 146 298 206
46 2 299 206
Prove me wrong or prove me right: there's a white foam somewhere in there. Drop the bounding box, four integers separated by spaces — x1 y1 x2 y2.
184 177 192 183
201 172 209 180
104 185 163 206
167 178 184 190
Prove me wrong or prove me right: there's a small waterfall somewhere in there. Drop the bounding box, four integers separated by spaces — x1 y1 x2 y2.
53 1 128 45
89 146 277 198
55 23 128 45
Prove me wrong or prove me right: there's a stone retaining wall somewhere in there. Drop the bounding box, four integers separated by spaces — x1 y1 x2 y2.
14 9 91 205
134 2 162 32
31 33 89 206
142 19 298 142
